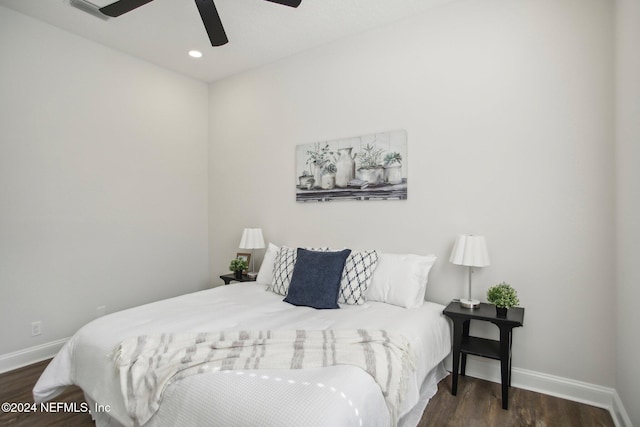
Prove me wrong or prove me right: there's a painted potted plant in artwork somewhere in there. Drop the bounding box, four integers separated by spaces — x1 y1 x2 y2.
486 282 520 318
298 170 315 190
383 152 403 185
321 163 337 190
356 143 385 186
306 143 333 189
229 257 249 280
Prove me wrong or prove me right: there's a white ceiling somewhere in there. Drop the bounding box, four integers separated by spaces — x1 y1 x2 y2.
0 0 454 83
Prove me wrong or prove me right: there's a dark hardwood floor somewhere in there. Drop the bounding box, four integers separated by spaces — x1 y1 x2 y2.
0 359 615 427
421 375 615 427
0 360 94 427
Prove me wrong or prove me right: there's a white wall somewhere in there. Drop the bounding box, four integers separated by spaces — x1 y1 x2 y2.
1 0 627 417
209 0 616 389
0 6 210 356
615 0 640 425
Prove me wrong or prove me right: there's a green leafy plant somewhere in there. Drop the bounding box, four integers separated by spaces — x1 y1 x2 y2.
486 282 520 308
356 144 385 169
306 143 333 169
322 163 337 175
229 257 248 272
384 152 402 166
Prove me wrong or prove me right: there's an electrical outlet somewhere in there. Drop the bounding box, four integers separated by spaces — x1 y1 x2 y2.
31 321 42 337
96 306 106 317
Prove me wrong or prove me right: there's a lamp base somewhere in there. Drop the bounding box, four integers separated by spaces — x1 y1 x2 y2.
459 298 480 308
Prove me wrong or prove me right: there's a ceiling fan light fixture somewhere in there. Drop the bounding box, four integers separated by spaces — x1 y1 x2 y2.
84 0 302 46
69 0 110 20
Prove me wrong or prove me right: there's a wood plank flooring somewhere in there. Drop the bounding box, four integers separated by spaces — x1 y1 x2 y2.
421 375 615 427
0 360 93 427
0 359 615 427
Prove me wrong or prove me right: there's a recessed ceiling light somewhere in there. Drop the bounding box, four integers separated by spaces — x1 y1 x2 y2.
189 50 203 58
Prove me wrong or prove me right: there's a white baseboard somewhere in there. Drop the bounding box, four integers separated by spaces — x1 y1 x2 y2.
611 390 634 427
446 357 632 427
0 338 69 374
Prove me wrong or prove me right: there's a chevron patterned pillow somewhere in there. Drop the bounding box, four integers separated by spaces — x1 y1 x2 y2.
338 250 379 305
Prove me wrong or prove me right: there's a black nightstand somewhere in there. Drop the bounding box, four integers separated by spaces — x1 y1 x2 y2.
443 301 525 410
219 273 257 285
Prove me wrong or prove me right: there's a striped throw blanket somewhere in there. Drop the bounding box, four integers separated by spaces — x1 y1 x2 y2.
114 329 414 426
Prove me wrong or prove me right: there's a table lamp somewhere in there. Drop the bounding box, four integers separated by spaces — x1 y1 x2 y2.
239 228 265 277
449 235 490 308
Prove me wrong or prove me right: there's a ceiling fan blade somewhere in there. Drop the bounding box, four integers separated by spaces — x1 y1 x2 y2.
195 0 228 46
99 0 155 17
263 0 302 7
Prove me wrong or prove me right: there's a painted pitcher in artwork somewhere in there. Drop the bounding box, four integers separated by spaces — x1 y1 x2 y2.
335 147 356 188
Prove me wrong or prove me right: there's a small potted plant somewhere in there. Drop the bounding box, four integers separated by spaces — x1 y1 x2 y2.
229 257 249 280
298 170 315 190
383 152 402 185
321 163 337 190
486 282 520 318
306 143 333 189
356 143 385 185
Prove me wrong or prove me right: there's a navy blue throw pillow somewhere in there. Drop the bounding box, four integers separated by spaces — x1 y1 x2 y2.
284 248 352 309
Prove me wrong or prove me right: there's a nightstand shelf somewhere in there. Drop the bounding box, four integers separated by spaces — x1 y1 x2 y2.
219 273 257 285
443 301 525 410
460 336 502 360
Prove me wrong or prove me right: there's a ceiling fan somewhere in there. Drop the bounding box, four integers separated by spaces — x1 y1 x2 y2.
70 0 302 46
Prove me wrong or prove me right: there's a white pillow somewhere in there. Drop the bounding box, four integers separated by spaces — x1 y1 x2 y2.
338 250 379 305
256 243 279 286
366 253 437 308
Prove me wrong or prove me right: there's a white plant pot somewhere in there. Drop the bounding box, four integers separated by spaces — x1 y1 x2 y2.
321 173 336 190
356 167 383 186
384 164 402 185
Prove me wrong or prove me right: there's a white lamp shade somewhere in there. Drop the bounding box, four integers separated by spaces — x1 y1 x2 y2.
239 228 265 250
449 235 490 267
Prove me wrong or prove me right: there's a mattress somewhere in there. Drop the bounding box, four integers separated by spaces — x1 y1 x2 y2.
34 283 451 426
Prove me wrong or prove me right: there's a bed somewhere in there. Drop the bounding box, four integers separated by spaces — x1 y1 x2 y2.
33 248 452 427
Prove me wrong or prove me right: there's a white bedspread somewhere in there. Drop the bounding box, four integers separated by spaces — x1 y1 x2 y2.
34 284 451 427
116 329 413 426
